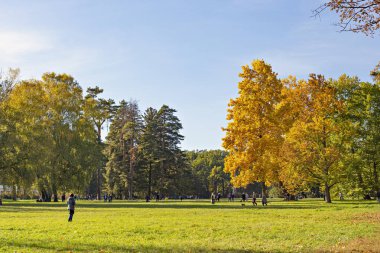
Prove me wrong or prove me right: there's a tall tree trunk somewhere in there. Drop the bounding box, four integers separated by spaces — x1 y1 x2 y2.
41 188 51 202
97 167 101 200
352 148 364 191
96 125 102 200
222 179 225 197
41 188 47 201
128 148 136 200
148 161 152 197
12 184 17 201
325 182 332 203
128 178 132 200
374 161 379 196
52 186 58 202
261 182 267 197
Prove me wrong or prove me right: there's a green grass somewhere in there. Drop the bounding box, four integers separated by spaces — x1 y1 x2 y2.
0 199 379 252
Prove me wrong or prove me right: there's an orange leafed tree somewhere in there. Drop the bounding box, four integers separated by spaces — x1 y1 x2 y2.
222 60 283 195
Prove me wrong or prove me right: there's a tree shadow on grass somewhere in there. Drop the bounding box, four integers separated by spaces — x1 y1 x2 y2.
1 202 326 210
5 239 274 253
3 199 377 211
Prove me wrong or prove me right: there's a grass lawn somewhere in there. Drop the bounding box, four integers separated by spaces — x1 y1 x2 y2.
0 198 379 252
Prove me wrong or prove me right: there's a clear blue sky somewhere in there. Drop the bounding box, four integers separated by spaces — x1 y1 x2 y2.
1 1 379 150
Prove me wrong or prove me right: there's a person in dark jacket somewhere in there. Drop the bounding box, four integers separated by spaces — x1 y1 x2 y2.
262 194 268 206
67 193 76 222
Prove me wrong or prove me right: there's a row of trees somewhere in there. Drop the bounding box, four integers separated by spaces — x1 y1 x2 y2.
103 102 231 199
103 102 189 199
0 70 229 200
223 60 380 202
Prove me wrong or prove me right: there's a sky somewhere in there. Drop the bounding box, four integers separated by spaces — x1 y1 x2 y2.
1 0 379 150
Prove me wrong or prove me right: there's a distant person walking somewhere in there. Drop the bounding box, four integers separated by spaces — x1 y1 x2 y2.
67 193 76 222
211 193 216 204
61 193 66 202
252 191 257 206
262 194 267 206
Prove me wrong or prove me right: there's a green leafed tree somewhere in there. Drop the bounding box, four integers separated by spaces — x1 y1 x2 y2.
83 86 115 199
4 73 100 201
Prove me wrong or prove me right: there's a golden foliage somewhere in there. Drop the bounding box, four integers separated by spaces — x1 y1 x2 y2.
222 60 283 188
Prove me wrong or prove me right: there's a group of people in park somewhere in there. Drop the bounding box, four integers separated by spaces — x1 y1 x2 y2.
103 194 113 202
211 191 267 206
145 193 167 202
36 189 380 223
210 192 222 204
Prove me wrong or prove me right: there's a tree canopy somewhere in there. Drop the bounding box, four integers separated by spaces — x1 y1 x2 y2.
316 0 380 35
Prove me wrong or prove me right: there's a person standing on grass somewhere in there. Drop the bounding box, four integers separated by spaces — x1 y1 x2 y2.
252 191 257 206
67 193 76 222
211 193 216 204
262 194 267 206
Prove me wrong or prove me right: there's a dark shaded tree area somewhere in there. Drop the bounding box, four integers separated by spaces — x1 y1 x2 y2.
185 150 231 198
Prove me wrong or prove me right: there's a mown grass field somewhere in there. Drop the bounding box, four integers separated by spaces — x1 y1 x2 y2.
0 199 379 252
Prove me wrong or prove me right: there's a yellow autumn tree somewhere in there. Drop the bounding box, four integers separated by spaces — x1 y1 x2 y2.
280 74 348 203
222 60 283 195
275 76 311 195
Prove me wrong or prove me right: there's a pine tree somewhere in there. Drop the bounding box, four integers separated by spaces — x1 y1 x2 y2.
104 100 142 199
155 105 185 195
140 107 161 197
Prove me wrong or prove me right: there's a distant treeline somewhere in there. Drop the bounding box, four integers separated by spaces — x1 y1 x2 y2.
0 70 230 200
